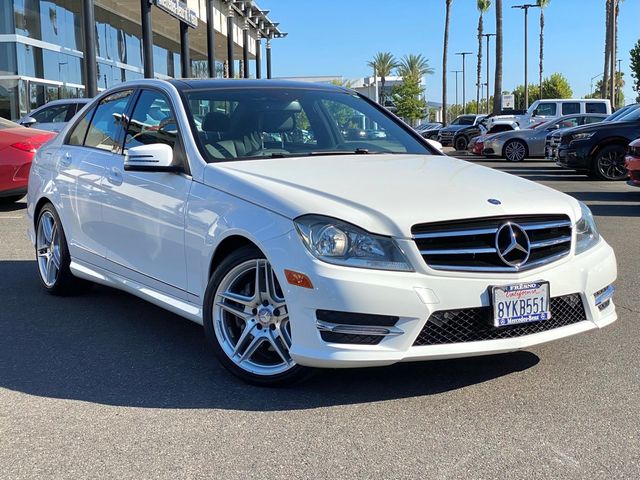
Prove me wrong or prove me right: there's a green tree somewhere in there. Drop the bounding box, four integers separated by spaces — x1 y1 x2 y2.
541 73 573 99
512 84 541 110
397 54 435 78
630 39 640 102
392 73 427 124
537 0 550 98
367 52 398 104
476 1 491 109
493 0 503 113
587 73 625 107
442 0 453 123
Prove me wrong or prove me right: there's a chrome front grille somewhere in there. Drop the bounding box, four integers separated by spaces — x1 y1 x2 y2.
412 215 573 272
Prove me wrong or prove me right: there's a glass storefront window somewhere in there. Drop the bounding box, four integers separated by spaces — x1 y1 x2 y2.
0 42 18 75
0 79 20 120
14 0 82 51
0 0 15 34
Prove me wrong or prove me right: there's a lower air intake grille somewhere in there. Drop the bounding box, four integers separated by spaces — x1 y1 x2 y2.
413 294 586 346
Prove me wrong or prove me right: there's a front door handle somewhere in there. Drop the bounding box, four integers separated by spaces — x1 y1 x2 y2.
107 167 123 186
58 152 72 168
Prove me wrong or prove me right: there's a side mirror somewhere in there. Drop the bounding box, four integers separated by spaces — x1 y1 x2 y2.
532 109 539 116
124 143 179 172
547 124 560 131
21 117 37 128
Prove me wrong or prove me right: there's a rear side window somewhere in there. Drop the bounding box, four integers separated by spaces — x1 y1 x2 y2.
586 102 607 114
584 115 604 124
84 90 134 151
124 90 177 150
536 103 557 116
32 104 69 123
561 103 580 115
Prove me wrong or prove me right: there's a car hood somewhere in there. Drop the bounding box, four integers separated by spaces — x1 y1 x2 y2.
203 154 581 238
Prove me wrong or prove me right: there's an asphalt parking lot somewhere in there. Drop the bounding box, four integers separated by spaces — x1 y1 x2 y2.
1 157 639 479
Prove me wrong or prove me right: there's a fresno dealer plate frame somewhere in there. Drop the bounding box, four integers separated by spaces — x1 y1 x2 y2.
491 281 551 327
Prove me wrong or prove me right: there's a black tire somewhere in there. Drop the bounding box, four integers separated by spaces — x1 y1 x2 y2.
35 203 91 295
0 195 24 204
203 245 312 387
592 145 628 181
454 136 469 151
503 139 528 162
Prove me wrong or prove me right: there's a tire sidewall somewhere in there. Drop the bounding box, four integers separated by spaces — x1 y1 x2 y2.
202 245 310 387
455 136 468 151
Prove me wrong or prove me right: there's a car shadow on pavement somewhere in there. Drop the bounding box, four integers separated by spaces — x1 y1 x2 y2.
0 200 27 213
0 260 539 411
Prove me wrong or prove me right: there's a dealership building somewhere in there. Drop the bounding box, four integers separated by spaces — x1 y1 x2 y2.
0 0 285 120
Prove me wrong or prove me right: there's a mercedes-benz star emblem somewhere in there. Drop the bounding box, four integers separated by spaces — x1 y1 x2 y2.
495 223 530 268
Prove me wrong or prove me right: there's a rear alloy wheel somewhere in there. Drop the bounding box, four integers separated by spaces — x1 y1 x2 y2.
593 145 627 181
203 246 311 386
504 140 528 162
455 136 469 151
36 204 89 295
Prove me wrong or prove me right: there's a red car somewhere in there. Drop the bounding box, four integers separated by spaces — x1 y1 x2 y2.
0 118 55 204
626 138 640 187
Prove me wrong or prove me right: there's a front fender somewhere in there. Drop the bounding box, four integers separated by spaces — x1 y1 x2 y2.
185 181 294 300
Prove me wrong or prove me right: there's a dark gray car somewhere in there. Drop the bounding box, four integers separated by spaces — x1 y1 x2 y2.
482 113 607 161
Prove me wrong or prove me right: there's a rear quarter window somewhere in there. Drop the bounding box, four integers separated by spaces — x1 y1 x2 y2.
586 102 607 114
561 103 580 115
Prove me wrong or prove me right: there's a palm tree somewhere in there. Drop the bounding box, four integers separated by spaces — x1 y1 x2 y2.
493 0 503 113
537 0 550 99
442 0 453 123
367 52 398 104
476 1 491 111
398 54 435 78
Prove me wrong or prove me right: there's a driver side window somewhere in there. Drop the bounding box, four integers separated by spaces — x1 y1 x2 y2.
125 90 177 151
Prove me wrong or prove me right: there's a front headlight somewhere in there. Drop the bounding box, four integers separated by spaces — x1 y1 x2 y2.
570 132 594 142
575 202 600 255
294 215 414 271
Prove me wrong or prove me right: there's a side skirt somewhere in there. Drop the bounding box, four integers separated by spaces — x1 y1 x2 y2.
70 259 203 325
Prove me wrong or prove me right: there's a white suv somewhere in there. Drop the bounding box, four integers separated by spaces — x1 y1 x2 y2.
27 80 617 385
489 99 612 130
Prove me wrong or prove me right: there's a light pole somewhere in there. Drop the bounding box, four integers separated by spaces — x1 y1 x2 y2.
481 33 495 114
512 4 540 109
455 52 472 113
590 72 603 96
451 70 462 112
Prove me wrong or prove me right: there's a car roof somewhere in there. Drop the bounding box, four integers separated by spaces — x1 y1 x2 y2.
167 78 349 92
34 98 91 107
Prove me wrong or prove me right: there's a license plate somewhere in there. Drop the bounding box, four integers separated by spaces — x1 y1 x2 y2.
492 282 551 327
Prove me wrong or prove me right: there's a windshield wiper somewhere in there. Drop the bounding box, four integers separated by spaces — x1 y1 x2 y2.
308 149 389 156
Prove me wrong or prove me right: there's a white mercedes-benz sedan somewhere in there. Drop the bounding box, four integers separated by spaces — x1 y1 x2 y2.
27 79 617 385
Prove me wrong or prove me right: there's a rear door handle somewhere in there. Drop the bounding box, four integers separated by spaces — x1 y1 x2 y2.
107 166 123 186
58 152 72 168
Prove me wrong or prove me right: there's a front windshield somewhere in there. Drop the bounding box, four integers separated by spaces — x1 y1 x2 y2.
0 117 18 130
183 88 434 162
451 116 474 126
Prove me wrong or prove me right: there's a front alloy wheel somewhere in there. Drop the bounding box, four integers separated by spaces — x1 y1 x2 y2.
504 140 527 162
204 247 310 386
593 145 627 180
455 136 468 151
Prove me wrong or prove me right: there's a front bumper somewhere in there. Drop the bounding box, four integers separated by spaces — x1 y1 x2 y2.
264 233 618 368
556 143 591 170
